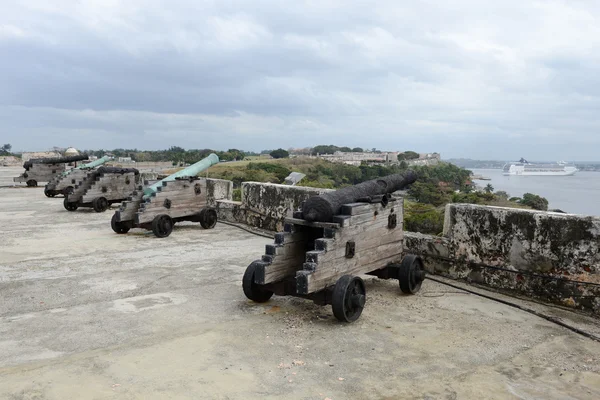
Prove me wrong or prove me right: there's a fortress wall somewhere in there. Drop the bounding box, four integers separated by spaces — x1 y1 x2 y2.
405 204 600 314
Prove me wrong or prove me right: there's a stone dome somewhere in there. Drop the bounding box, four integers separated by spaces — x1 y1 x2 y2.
64 147 79 156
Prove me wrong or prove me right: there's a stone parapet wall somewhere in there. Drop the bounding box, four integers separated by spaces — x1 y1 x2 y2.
206 179 233 207
406 204 600 314
215 182 332 231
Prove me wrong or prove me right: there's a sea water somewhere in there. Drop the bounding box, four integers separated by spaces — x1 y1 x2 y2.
469 169 600 217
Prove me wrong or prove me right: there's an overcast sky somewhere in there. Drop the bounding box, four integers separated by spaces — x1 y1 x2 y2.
1 0 599 160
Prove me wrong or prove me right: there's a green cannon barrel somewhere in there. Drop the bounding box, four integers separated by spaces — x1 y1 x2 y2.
61 155 113 177
143 153 219 199
80 156 114 170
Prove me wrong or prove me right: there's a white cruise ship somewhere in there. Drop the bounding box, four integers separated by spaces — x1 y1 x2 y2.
502 158 578 176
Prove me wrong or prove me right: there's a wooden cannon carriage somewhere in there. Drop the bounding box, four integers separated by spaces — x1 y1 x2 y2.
111 176 222 237
14 155 89 187
110 153 227 238
45 156 112 197
63 167 139 212
243 173 426 322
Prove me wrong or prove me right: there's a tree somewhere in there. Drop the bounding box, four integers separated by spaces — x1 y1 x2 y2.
495 191 510 200
169 146 185 153
312 145 339 155
227 149 245 161
270 148 289 159
2 143 12 153
351 147 363 153
484 183 494 194
408 182 449 207
521 193 549 211
404 203 445 235
397 151 420 161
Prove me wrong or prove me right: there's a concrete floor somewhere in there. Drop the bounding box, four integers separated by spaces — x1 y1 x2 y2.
1 166 599 400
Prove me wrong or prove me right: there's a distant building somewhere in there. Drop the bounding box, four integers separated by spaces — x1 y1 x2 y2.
406 153 441 166
316 151 399 166
64 147 80 157
312 150 441 167
118 157 133 163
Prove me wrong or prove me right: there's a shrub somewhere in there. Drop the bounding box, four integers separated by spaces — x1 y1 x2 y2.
270 149 289 159
521 193 549 211
404 202 444 235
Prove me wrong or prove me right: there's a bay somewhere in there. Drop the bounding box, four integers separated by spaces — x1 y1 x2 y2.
469 169 600 217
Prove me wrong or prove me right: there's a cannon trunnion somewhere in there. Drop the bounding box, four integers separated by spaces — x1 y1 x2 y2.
243 194 425 322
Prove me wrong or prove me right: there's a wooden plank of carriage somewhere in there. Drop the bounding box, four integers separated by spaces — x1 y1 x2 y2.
144 192 208 206
81 174 138 203
115 191 144 222
138 200 206 215
297 249 404 294
262 208 399 283
23 167 63 182
55 170 89 191
306 227 403 264
257 232 308 284
70 179 95 202
154 179 206 194
292 202 403 293
322 212 399 243
135 203 206 224
260 201 402 285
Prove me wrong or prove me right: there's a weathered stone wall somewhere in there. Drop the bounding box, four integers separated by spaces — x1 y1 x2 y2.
405 204 600 314
214 182 332 231
206 178 233 207
241 182 332 231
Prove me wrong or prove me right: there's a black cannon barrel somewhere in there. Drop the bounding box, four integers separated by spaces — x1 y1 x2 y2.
23 154 89 170
302 171 417 222
96 166 139 175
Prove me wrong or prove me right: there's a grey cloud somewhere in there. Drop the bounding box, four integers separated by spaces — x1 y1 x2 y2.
1 0 599 160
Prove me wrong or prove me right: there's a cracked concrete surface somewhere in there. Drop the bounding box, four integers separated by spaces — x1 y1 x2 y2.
1 166 599 399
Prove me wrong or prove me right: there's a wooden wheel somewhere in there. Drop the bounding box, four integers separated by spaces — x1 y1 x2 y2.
26 179 37 187
199 208 218 229
111 213 130 234
44 188 56 197
332 275 366 322
92 197 109 213
242 261 273 303
152 214 174 238
398 255 426 294
63 197 78 211
63 186 74 196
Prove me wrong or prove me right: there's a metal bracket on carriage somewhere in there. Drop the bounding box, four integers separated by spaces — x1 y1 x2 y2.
345 241 356 258
388 213 398 229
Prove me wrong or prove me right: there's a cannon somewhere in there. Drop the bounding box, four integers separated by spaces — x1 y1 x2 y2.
14 154 89 187
110 154 230 238
44 156 113 197
63 167 140 212
242 172 425 323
